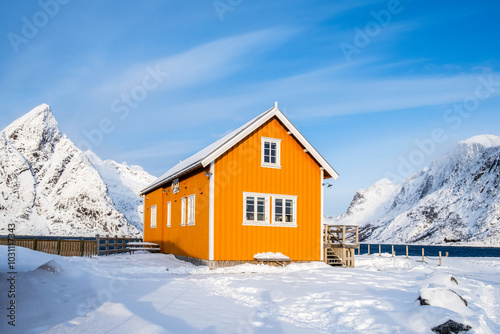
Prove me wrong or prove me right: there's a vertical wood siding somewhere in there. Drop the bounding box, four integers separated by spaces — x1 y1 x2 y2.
144 167 210 260
214 117 322 261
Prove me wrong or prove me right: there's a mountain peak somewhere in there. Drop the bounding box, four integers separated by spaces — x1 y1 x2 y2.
335 134 500 246
0 104 155 236
459 134 500 149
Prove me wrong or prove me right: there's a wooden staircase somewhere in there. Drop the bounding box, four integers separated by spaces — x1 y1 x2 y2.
325 248 344 266
323 225 359 268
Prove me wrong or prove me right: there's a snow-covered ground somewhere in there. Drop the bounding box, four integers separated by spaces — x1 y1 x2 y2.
1 246 499 333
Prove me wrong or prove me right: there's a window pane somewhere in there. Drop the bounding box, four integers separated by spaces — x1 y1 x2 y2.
285 200 293 222
264 148 270 156
271 157 276 164
264 142 270 149
275 199 283 222
246 196 254 221
257 197 265 221
271 143 276 150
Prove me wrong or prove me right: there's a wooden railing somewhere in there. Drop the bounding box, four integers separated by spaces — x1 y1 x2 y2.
96 234 143 256
0 234 143 257
323 225 359 268
0 237 97 257
324 225 359 248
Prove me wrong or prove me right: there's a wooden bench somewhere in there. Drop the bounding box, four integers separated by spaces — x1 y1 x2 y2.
126 242 161 254
253 253 291 267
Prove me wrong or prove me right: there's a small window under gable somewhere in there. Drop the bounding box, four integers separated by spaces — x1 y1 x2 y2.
261 137 281 169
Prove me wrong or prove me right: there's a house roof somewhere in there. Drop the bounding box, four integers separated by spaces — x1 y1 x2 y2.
139 104 339 195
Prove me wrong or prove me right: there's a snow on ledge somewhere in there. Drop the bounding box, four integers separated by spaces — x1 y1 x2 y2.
254 252 291 261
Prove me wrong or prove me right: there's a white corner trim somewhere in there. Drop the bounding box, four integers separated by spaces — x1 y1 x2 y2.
320 169 324 261
208 161 215 261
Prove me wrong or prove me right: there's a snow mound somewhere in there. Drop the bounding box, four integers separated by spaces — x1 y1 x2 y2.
34 259 64 274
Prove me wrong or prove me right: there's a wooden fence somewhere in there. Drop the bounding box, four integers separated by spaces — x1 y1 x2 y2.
96 234 143 256
0 234 143 257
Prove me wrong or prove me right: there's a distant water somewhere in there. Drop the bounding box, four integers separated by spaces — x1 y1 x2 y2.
359 244 500 257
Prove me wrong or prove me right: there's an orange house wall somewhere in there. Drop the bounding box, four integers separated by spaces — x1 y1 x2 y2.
144 167 210 260
213 117 323 261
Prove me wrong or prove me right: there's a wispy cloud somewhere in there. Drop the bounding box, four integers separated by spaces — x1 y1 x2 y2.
93 27 296 97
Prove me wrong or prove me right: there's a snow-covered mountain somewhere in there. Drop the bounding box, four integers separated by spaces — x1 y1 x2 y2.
330 135 500 246
0 104 156 236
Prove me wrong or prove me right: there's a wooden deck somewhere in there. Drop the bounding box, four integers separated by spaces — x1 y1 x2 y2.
323 225 359 268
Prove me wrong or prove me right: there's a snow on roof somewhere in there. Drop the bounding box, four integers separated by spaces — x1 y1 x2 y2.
140 104 339 195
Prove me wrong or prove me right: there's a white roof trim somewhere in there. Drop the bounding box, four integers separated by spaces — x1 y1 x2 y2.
139 105 338 195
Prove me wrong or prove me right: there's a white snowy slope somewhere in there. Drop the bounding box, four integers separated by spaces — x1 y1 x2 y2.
0 104 155 236
331 134 500 245
85 151 156 231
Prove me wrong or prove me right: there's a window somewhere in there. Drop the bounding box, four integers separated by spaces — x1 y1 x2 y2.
150 205 157 228
181 197 186 226
261 137 281 168
243 192 297 227
187 195 195 226
243 193 269 224
273 196 297 225
166 202 171 227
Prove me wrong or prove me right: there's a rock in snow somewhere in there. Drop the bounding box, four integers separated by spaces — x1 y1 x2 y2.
0 104 156 236
332 134 500 245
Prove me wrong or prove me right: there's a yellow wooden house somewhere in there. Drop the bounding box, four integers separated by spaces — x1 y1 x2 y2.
139 103 339 267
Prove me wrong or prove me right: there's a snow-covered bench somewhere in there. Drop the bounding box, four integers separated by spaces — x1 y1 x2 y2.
254 252 291 267
126 242 161 254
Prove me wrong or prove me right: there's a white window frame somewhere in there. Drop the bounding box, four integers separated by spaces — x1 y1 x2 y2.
187 194 195 226
261 137 281 169
243 192 270 225
242 192 298 227
272 195 298 227
150 205 157 228
166 202 171 227
181 197 186 226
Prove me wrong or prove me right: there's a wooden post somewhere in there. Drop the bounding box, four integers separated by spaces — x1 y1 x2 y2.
33 238 37 252
96 234 100 256
446 252 449 257
422 248 425 263
57 238 61 255
406 245 408 258
379 244 381 256
391 245 394 257
439 251 442 266
367 244 370 255
114 235 118 255
80 239 84 257
105 235 109 256
342 225 346 245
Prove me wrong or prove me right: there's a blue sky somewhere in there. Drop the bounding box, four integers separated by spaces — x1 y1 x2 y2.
1 0 499 216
